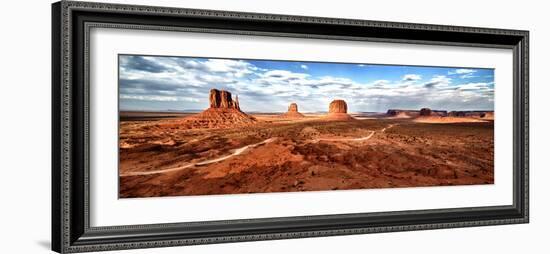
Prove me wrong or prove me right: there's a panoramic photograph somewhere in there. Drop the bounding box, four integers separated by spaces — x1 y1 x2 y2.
118 54 495 198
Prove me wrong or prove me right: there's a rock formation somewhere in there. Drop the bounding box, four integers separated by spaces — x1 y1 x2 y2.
281 102 305 118
448 110 492 118
183 89 256 128
329 99 348 113
209 89 240 110
448 111 467 117
325 99 354 120
233 95 240 110
387 109 447 118
288 103 298 112
387 109 415 118
419 108 432 116
433 110 448 117
386 109 398 116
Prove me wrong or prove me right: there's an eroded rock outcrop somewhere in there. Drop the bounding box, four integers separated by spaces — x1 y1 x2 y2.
420 108 432 116
387 109 447 118
184 89 256 128
387 109 416 118
288 103 298 112
325 99 354 120
329 100 348 113
209 89 240 110
449 111 467 117
281 102 305 118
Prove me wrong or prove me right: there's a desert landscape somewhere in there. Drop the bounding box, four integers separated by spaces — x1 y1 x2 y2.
119 88 494 198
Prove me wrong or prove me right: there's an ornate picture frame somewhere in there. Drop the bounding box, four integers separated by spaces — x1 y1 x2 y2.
52 1 529 253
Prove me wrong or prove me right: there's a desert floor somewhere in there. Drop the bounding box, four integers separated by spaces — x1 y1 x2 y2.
119 113 494 198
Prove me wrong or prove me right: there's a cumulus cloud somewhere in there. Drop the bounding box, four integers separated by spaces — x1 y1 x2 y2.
423 75 452 88
449 69 476 75
402 74 422 82
448 68 477 79
120 95 200 102
120 56 171 73
300 64 308 70
119 55 494 112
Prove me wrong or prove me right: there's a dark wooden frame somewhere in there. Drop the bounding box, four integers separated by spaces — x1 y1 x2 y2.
52 1 529 253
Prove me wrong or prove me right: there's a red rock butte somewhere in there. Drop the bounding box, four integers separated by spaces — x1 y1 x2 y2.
281 102 305 118
419 108 432 116
183 89 256 128
387 109 448 118
209 89 240 110
325 99 354 120
289 103 298 112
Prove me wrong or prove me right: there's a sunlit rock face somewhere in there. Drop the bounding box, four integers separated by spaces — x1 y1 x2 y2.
183 88 255 129
329 99 347 113
281 103 305 118
326 100 354 121
288 103 299 112
209 89 240 110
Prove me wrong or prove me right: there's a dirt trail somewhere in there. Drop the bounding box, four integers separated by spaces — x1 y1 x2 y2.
121 124 397 177
314 131 374 142
380 124 395 133
120 138 277 177
314 124 396 143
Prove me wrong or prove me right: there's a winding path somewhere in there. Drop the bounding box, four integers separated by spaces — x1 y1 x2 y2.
120 138 277 177
313 124 396 143
121 124 397 177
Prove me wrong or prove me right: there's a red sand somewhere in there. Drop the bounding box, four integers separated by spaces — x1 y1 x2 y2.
119 115 494 198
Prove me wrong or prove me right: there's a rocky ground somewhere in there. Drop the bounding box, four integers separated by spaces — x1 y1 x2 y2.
119 115 494 198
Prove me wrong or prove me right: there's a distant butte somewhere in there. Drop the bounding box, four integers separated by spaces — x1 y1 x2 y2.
281 102 305 118
387 109 447 118
412 108 494 123
448 110 494 119
419 108 432 116
325 99 354 120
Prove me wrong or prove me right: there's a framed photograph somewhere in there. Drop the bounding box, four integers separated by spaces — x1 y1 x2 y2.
52 1 529 253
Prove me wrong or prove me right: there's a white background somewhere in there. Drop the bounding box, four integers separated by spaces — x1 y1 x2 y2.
0 0 547 253
91 29 513 226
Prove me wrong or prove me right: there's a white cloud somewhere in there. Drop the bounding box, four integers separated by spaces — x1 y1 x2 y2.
402 74 422 81
424 75 452 88
372 80 390 86
456 82 492 91
261 70 309 79
449 69 476 74
300 64 308 70
448 68 477 78
201 59 255 78
119 56 493 112
120 95 200 102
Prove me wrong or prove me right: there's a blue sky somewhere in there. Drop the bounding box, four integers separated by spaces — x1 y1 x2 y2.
119 55 494 112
